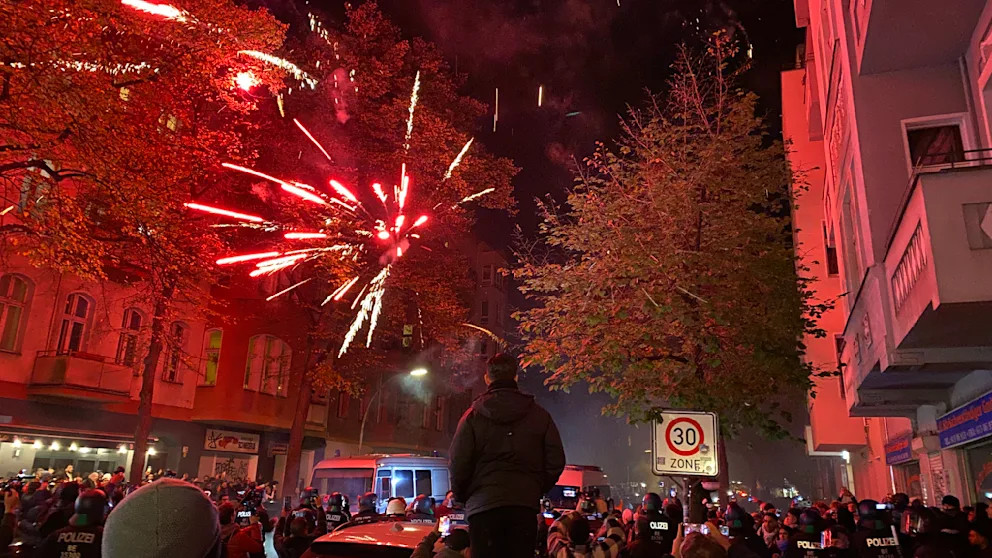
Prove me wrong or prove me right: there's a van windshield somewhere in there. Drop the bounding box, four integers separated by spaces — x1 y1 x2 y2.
312 468 374 498
546 485 580 509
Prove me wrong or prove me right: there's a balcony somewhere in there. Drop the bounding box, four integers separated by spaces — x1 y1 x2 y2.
841 156 992 415
28 351 133 403
857 0 985 74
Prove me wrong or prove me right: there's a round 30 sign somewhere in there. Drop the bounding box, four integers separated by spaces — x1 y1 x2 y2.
652 411 719 477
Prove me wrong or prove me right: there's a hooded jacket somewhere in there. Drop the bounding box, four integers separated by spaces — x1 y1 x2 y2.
448 380 566 518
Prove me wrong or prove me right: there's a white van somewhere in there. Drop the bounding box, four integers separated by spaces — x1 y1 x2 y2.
310 455 450 514
546 464 612 510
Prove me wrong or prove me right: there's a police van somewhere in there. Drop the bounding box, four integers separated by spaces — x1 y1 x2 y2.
309 454 450 514
546 464 612 510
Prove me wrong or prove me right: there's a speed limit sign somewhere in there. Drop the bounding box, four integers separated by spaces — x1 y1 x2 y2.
652 411 719 477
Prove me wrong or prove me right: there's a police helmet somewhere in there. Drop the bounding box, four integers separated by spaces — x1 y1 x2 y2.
329 492 345 510
359 492 377 513
56 481 81 504
642 493 663 513
857 500 879 521
299 486 319 506
412 494 433 516
74 489 108 526
724 502 750 532
892 493 910 509
799 508 822 534
578 497 596 514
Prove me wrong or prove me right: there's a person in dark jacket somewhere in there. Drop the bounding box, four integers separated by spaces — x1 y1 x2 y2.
449 353 567 558
35 489 106 558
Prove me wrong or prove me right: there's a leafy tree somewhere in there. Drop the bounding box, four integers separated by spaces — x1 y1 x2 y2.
514 36 828 449
0 0 286 482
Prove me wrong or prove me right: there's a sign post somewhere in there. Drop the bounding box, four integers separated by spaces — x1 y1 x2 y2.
652 411 719 477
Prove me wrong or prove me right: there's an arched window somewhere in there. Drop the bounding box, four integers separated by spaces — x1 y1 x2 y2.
0 274 31 352
56 293 93 355
200 328 222 386
161 322 188 383
115 307 144 366
244 335 291 396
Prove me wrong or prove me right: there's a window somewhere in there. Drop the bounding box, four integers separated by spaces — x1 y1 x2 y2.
481 265 493 286
162 322 188 383
200 329 222 386
822 223 839 276
479 338 489 357
835 335 847 401
495 300 504 326
245 335 291 396
494 270 504 290
906 125 964 167
0 274 30 352
480 300 489 325
57 293 92 355
415 470 432 496
394 470 414 498
377 470 392 502
337 392 350 418
18 161 52 213
434 396 445 431
115 308 143 366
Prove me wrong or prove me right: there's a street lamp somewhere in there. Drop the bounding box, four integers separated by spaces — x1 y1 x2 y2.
357 368 428 455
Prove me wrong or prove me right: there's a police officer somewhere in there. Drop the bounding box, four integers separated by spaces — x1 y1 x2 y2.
407 494 435 524
850 500 902 558
353 492 379 520
787 508 827 558
577 494 604 533
325 492 350 530
724 502 773 558
35 489 106 558
632 493 675 551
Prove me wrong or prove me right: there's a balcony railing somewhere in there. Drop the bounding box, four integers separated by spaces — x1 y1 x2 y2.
29 350 133 402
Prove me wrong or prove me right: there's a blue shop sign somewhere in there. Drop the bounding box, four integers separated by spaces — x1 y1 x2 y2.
884 433 914 465
937 391 992 449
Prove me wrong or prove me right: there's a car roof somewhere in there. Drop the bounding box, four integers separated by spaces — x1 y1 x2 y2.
312 455 448 470
315 520 436 548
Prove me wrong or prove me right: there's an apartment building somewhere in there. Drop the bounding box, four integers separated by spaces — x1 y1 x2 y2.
785 0 992 504
0 238 504 490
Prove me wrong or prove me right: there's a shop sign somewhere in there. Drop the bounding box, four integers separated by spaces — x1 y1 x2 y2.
268 442 288 456
937 390 992 449
884 433 914 465
205 429 259 454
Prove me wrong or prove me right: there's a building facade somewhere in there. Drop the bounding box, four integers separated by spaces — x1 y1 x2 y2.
785 0 992 504
0 239 506 493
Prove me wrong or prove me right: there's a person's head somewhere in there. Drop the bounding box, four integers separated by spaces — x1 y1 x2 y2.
386 497 407 516
328 492 344 512
218 502 235 525
289 517 308 537
72 489 108 527
680 532 728 558
567 513 590 545
359 492 377 513
443 529 471 557
763 513 779 531
724 502 752 536
942 495 961 513
410 494 433 516
65 464 74 474
103 479 221 558
761 502 777 514
665 503 684 524
56 481 81 506
444 490 455 505
969 521 991 549
777 526 791 541
485 353 518 384
799 508 822 535
846 502 857 513
219 494 230 505
641 493 662 514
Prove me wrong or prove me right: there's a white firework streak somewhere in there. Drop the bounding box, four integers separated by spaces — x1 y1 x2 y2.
339 266 390 356
443 138 474 181
238 50 318 89
265 278 312 301
121 0 190 21
403 71 421 151
452 187 495 208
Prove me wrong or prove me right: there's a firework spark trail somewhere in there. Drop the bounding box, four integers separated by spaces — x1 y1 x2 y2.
0 205 14 216
222 163 291 187
372 183 388 206
184 202 266 223
121 0 189 21
321 275 360 305
453 188 496 208
404 71 421 151
281 183 327 206
284 232 328 240
238 50 317 89
328 180 359 204
216 251 280 265
294 119 333 161
443 138 474 181
398 164 410 210
493 88 499 132
339 266 390 356
538 85 543 107
351 282 369 310
365 279 388 347
265 278 312 301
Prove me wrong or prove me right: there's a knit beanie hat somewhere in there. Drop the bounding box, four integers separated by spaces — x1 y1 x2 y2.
103 478 221 558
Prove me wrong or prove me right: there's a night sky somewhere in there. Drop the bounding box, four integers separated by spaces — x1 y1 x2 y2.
273 0 815 497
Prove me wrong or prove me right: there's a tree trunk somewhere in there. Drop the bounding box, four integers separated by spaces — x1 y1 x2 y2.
283 338 320 496
717 431 730 505
129 282 174 485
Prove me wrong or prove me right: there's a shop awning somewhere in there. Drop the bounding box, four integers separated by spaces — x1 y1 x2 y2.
0 424 157 446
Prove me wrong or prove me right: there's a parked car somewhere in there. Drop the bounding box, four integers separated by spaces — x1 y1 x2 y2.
306 519 433 558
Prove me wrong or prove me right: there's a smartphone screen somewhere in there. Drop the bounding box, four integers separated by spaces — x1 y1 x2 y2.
720 525 729 536
440 516 452 537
